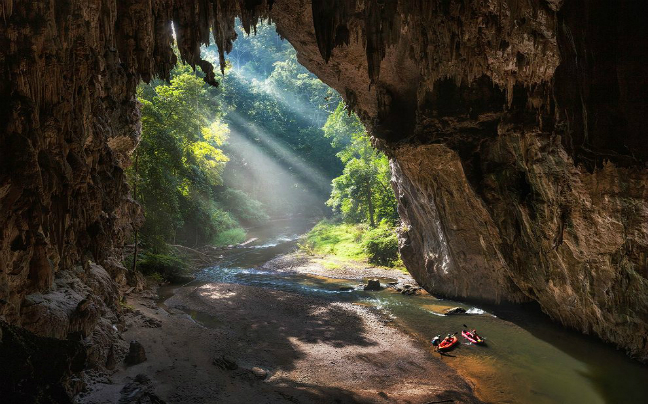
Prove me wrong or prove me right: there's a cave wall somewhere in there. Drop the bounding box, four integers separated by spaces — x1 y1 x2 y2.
0 3 647 396
270 0 648 361
0 0 270 397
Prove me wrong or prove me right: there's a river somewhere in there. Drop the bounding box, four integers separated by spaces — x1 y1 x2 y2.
160 218 648 404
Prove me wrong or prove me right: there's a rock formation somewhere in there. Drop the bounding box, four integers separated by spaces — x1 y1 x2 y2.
271 0 648 362
0 0 270 397
0 2 647 400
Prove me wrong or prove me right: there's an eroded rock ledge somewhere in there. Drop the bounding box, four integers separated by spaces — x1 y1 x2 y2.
0 3 647 400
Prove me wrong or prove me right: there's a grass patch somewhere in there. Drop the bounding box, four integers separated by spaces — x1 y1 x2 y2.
320 260 343 270
302 220 366 260
213 227 247 246
302 220 406 271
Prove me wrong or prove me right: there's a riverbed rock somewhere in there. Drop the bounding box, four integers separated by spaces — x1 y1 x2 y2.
0 320 86 403
142 317 162 328
105 345 117 371
401 288 420 296
364 279 382 291
125 341 147 365
444 307 467 316
213 354 238 370
119 374 165 404
251 366 268 379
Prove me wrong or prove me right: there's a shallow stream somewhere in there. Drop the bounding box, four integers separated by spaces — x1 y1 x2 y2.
160 219 648 404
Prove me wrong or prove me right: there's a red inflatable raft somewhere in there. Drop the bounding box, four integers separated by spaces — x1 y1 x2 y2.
461 330 484 344
437 335 459 351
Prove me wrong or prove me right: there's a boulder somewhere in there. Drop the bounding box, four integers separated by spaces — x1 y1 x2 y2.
125 340 147 365
444 307 467 315
364 279 382 291
119 374 165 403
251 366 268 379
213 354 238 370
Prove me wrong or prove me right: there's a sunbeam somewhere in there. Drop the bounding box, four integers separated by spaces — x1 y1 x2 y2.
224 124 326 215
232 67 329 126
226 110 332 192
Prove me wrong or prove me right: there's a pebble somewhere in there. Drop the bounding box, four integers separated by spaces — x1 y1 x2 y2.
251 366 267 379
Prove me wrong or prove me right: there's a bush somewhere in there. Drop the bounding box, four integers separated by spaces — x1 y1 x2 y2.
176 198 243 247
213 227 247 246
138 253 191 284
363 225 399 267
303 220 365 259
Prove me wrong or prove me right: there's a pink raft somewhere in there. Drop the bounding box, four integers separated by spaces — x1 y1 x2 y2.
462 330 484 344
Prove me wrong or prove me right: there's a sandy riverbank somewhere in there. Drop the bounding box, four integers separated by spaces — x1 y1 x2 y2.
79 255 483 404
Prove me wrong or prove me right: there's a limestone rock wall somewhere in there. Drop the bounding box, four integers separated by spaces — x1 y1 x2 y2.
0 0 270 397
271 0 648 361
0 0 269 327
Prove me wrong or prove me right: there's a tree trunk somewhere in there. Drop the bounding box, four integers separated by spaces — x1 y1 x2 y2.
132 151 139 272
367 179 375 228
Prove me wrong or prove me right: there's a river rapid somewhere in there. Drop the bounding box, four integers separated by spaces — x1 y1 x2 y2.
160 219 648 404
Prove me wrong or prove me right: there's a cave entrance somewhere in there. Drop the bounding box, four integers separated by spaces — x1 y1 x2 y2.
130 20 399 266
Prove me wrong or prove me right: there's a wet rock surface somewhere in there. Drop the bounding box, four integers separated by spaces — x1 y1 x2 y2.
364 279 382 291
444 307 467 316
390 283 423 296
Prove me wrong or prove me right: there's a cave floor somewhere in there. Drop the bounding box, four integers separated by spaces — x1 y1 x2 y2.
78 265 482 404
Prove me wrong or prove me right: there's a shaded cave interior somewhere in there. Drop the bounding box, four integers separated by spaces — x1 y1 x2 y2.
1 1 648 400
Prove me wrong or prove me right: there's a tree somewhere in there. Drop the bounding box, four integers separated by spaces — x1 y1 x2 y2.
324 103 397 227
133 65 232 250
205 29 344 217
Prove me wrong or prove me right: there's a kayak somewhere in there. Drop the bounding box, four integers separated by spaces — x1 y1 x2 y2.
462 330 484 344
437 335 459 351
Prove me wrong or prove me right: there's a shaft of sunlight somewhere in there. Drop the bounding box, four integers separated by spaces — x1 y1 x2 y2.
227 111 331 191
225 126 324 207
233 68 327 125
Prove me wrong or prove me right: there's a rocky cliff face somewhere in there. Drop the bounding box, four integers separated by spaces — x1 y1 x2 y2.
0 3 647 399
271 0 648 361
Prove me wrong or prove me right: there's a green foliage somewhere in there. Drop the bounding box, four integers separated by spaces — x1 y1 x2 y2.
203 24 344 217
217 188 269 225
213 228 247 246
133 63 262 251
324 103 398 226
138 253 190 283
303 220 403 268
302 220 366 259
363 224 399 266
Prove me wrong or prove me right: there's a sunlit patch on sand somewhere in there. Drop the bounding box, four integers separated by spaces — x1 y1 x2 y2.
448 354 522 404
199 284 238 300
